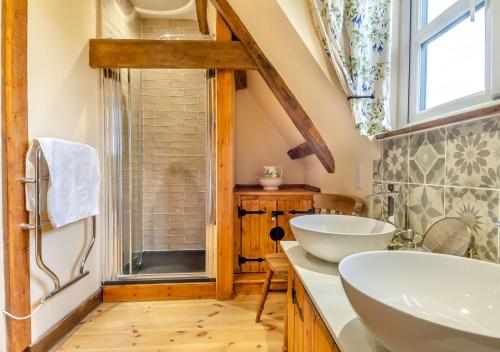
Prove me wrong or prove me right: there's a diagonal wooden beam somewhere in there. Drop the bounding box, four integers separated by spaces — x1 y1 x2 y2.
288 142 313 160
89 39 257 70
210 0 335 173
195 0 210 34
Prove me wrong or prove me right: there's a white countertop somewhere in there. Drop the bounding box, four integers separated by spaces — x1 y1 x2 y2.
281 241 389 352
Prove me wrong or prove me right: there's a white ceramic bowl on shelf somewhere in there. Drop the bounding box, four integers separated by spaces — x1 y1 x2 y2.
258 176 283 191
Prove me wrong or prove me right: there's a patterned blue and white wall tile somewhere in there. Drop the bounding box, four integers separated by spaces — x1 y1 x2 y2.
409 128 446 185
372 115 500 262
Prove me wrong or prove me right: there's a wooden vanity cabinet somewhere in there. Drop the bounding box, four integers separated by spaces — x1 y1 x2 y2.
288 264 341 352
233 185 319 274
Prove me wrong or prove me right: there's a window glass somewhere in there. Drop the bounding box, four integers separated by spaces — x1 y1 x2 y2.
425 0 458 23
420 6 485 110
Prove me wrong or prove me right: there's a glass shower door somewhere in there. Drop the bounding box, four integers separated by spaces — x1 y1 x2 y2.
101 66 215 280
102 68 144 277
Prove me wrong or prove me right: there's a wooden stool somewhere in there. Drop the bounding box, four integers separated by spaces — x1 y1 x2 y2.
255 252 289 351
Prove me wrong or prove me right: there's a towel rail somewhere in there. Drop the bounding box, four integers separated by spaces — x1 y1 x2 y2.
19 146 96 303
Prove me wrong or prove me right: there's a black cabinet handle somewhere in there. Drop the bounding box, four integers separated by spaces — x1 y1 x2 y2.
289 208 315 215
238 207 265 217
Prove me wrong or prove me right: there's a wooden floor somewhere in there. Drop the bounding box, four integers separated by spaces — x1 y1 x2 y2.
54 293 286 351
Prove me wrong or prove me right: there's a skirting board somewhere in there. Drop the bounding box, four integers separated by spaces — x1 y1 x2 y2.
103 282 216 302
30 289 103 352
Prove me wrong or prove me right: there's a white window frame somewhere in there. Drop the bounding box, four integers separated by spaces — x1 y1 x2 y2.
397 0 500 126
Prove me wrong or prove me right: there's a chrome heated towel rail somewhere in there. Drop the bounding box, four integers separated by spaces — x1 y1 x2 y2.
19 146 96 303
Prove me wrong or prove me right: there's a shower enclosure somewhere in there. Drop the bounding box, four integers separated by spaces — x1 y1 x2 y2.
101 66 216 280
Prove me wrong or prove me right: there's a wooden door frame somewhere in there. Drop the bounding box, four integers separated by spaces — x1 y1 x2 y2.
2 0 32 351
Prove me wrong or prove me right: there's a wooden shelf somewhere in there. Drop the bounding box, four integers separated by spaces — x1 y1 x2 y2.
234 184 320 196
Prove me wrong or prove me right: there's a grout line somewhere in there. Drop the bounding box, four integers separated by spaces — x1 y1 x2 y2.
498 190 500 263
375 180 500 193
406 134 410 184
444 125 448 218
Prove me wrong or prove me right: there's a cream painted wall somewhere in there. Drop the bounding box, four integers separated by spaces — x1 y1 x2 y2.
229 0 380 198
235 89 304 184
27 0 101 341
275 0 333 83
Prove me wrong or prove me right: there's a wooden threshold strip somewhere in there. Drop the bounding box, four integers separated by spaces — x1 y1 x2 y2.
103 282 216 302
376 103 500 139
89 39 257 70
210 0 335 173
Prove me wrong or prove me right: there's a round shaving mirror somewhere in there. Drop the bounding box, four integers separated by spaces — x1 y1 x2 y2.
422 218 472 257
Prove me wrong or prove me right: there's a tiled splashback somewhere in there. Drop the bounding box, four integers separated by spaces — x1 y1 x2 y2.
141 18 207 251
373 115 500 262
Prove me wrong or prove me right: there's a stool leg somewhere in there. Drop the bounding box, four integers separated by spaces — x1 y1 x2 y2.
255 269 273 323
282 302 288 351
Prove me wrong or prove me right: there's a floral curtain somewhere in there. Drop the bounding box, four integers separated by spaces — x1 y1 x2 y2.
309 0 392 136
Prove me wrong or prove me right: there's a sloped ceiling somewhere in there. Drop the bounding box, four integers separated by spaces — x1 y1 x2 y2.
228 0 379 162
246 71 303 148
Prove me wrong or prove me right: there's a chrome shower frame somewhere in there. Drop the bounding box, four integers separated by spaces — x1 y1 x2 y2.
101 67 217 281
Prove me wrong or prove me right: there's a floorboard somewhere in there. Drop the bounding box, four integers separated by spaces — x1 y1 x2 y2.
53 293 286 351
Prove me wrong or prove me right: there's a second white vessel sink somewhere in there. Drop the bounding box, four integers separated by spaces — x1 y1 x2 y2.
290 214 395 263
339 251 500 352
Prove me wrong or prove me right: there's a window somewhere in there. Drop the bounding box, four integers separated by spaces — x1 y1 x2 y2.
399 0 500 125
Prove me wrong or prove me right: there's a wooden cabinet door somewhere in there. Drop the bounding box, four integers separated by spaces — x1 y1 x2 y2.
288 266 341 352
292 274 305 352
303 292 314 352
313 314 340 352
288 269 313 352
278 199 313 243
287 265 295 352
239 199 276 273
288 266 307 352
237 196 314 272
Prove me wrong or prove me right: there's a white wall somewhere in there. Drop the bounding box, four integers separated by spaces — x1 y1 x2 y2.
230 0 380 198
27 0 101 341
235 88 305 184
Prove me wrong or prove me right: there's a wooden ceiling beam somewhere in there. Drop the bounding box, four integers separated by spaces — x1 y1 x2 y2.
288 142 313 160
209 0 335 173
89 39 257 70
195 0 210 35
234 70 247 90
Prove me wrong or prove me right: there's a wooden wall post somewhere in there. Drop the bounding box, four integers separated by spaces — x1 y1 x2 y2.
216 13 234 300
2 0 32 350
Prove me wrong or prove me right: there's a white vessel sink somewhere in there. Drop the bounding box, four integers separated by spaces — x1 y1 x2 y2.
339 251 500 352
289 215 395 263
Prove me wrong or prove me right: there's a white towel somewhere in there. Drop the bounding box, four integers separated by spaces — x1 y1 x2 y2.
25 138 100 228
